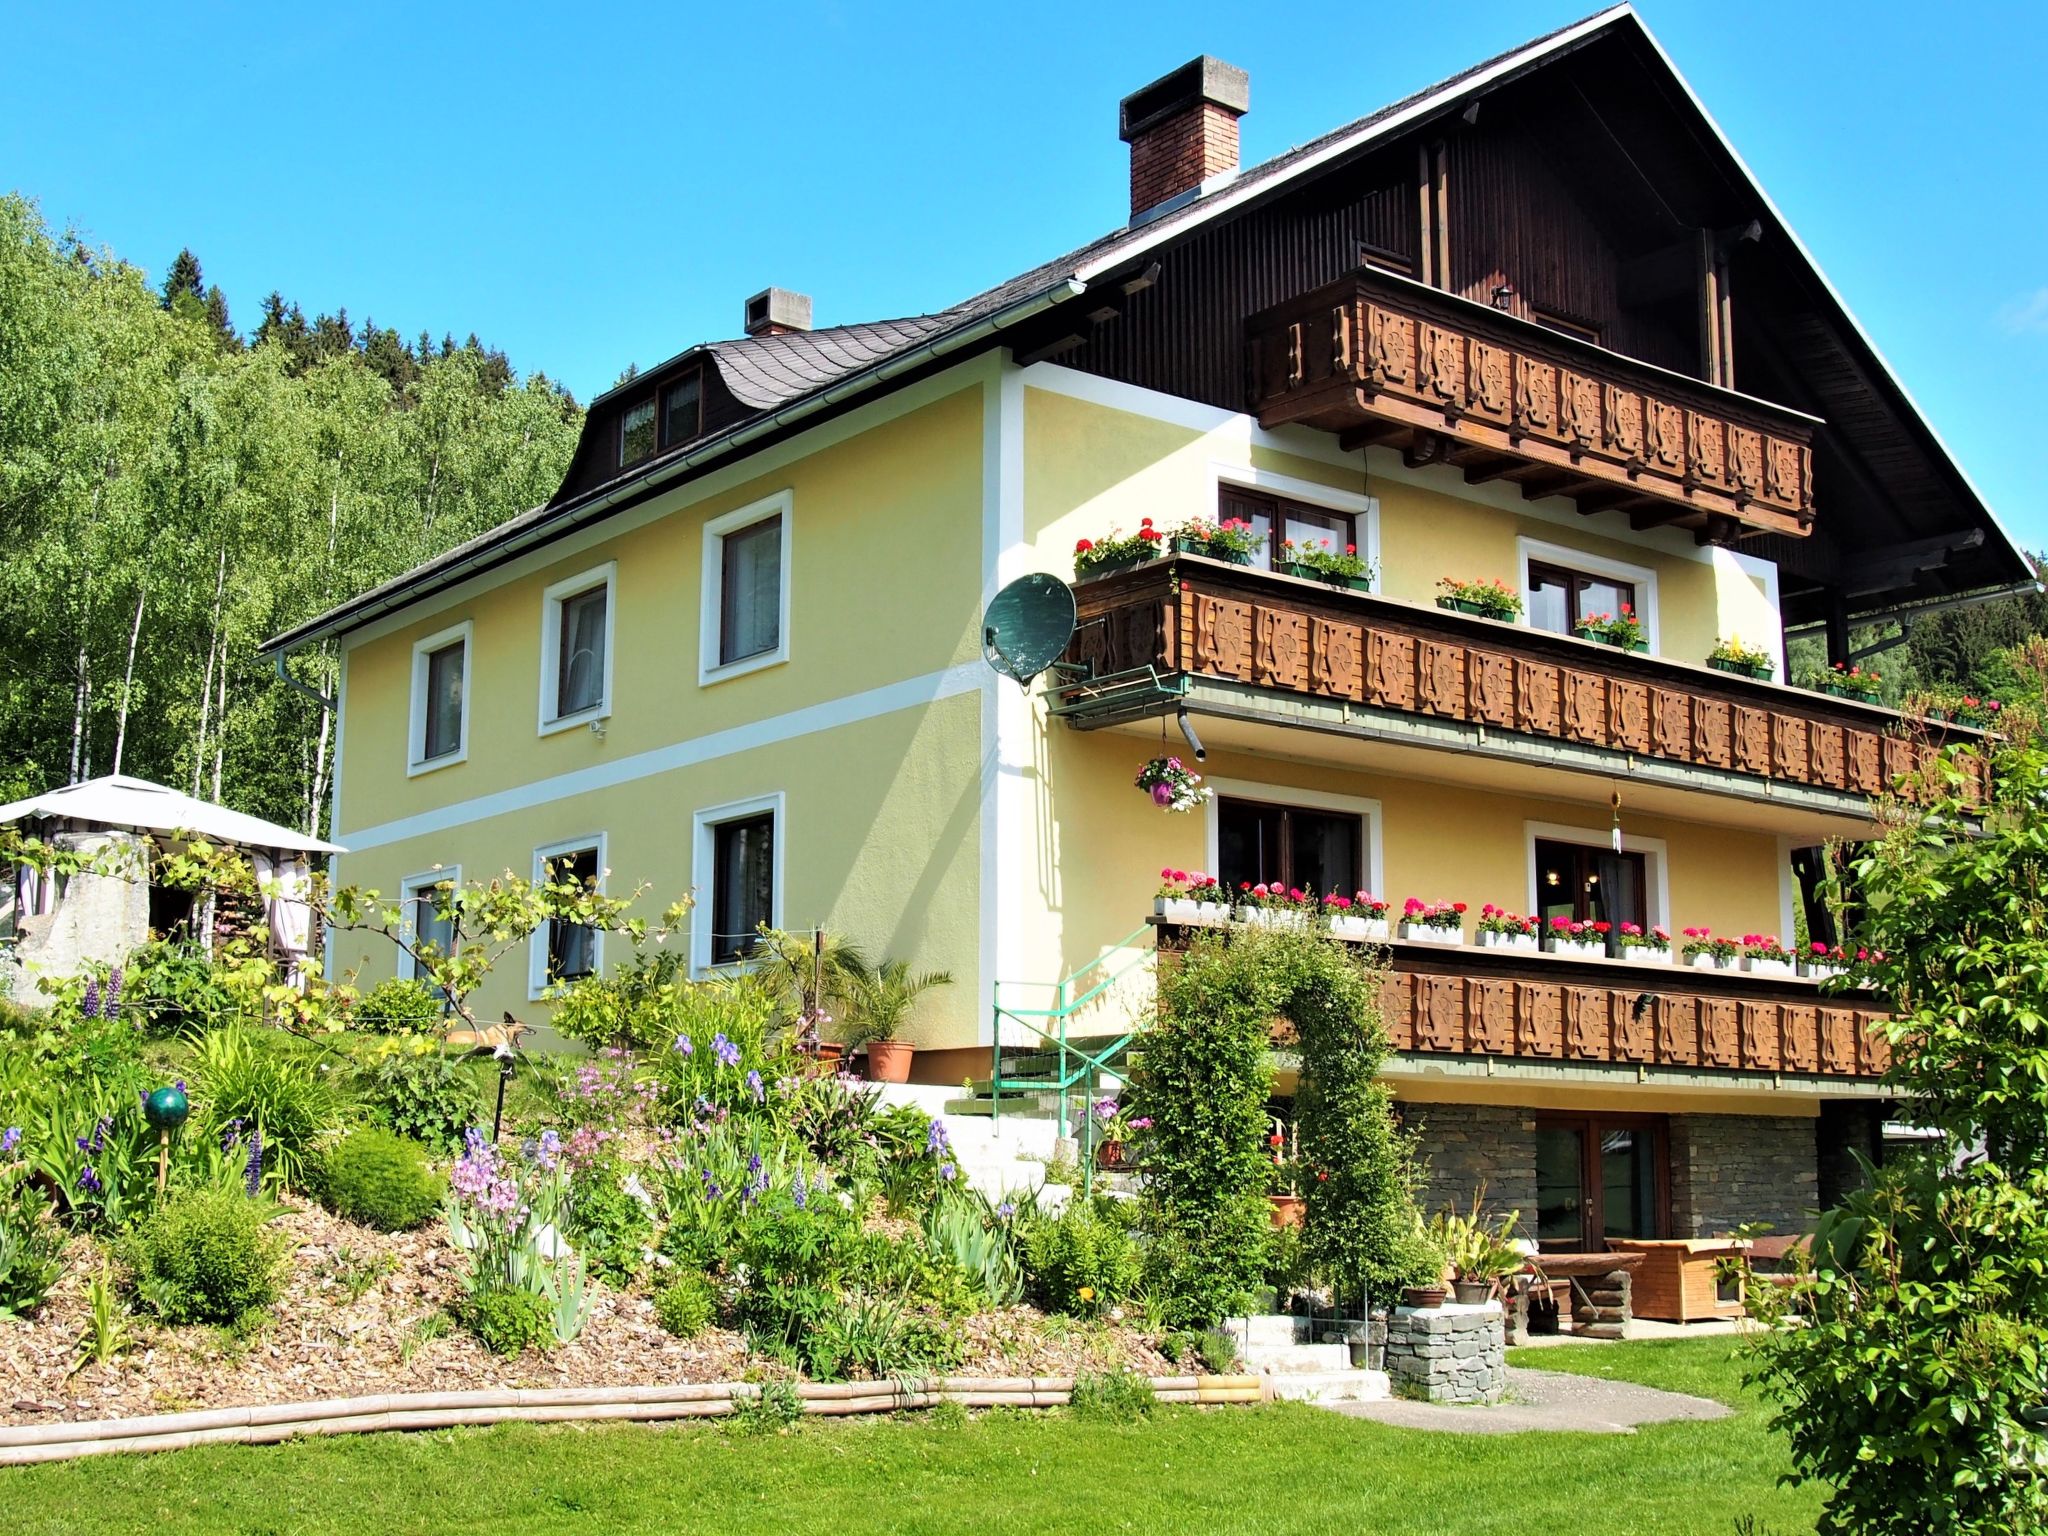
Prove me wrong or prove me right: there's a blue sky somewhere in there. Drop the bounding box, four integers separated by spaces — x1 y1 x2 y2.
5 1 2044 546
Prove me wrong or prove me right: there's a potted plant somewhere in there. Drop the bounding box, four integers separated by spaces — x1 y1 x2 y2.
1280 536 1375 592
1072 519 1166 579
1805 661 1883 703
1801 941 1848 980
1573 605 1648 653
1399 1219 1450 1309
1237 882 1314 930
1267 1125 1306 1228
1707 636 1775 681
1476 904 1539 953
1171 515 1262 563
1544 915 1605 958
1432 1202 1526 1305
1325 891 1390 942
1093 1097 1146 1169
1435 576 1523 621
1155 869 1228 925
1619 922 1672 964
844 959 954 1083
1399 898 1466 945
1134 755 1211 812
1681 926 1740 971
1740 934 1797 978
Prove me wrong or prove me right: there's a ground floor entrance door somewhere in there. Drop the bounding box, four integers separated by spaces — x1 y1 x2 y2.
1533 1114 1669 1252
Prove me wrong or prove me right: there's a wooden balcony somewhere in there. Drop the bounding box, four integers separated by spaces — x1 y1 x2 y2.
1056 558 1988 811
1247 267 1820 542
1155 922 1895 1083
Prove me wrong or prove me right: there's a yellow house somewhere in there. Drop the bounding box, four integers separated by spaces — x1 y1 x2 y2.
266 9 2030 1256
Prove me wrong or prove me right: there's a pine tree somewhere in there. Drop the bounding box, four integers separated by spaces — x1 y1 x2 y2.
161 247 204 308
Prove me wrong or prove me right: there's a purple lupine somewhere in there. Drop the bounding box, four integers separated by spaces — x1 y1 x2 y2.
102 968 123 1018
1 1126 20 1156
926 1118 950 1156
220 1118 244 1152
746 1069 764 1103
792 1176 808 1210
244 1128 264 1195
80 978 100 1018
77 1165 102 1196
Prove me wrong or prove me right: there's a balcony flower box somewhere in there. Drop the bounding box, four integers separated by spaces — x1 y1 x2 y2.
1687 952 1737 971
1546 936 1606 959
1800 944 1848 981
1744 955 1797 978
1740 935 1797 977
1400 921 1464 946
1237 883 1316 930
1476 904 1539 952
1619 923 1672 964
1155 870 1228 925
1399 899 1465 945
1479 930 1538 953
1239 906 1308 930
1328 914 1390 941
1171 515 1261 565
1583 631 1649 654
1707 655 1774 681
1623 946 1672 965
1435 577 1522 623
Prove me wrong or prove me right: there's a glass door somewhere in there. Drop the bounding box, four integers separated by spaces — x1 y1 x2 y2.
1533 1114 1668 1251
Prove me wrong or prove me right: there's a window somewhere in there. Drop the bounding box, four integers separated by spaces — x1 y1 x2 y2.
691 794 783 975
1217 796 1362 897
1534 837 1647 956
398 868 460 989
619 399 656 466
529 839 603 997
660 371 702 449
407 621 471 772
1357 240 1413 278
1534 1114 1667 1252
1217 486 1357 574
1530 306 1601 346
538 564 615 732
700 493 792 683
1527 560 1637 640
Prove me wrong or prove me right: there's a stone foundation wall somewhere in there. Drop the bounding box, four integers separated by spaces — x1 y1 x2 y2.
1669 1114 1818 1237
1385 1302 1505 1404
1406 1102 1536 1232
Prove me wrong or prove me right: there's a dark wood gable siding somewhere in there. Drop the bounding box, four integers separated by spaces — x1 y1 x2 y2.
551 362 754 505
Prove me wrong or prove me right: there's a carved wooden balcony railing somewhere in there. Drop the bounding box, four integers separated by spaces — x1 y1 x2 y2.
1247 267 1820 542
1058 559 1988 809
1155 923 1895 1082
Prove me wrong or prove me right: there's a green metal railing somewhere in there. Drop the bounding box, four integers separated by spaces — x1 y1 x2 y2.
989 925 1156 1193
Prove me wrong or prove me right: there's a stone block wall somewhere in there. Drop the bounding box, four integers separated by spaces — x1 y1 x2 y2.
1385 1302 1506 1404
1669 1114 1818 1237
1406 1102 1536 1231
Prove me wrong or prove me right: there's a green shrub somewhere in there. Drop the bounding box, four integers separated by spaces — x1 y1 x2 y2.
1068 1369 1155 1423
194 1027 345 1190
362 1047 484 1153
1195 1327 1240 1374
124 939 237 1037
565 1154 653 1285
354 978 447 1035
314 1128 444 1232
122 1187 285 1326
654 1272 718 1338
725 1374 802 1436
1017 1197 1143 1316
456 1287 554 1357
0 1182 65 1319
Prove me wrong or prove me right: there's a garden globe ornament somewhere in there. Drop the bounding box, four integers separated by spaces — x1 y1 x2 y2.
144 1082 190 1194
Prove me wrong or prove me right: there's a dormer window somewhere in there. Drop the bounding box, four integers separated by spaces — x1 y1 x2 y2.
661 370 703 448
619 399 656 465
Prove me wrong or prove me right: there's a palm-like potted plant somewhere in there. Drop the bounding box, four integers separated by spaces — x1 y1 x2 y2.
843 959 954 1083
1432 1201 1528 1305
755 927 872 1067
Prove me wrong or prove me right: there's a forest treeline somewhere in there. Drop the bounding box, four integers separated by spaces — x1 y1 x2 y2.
0 195 582 835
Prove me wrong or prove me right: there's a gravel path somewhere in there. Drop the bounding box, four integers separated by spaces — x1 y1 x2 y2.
1325 1365 1733 1435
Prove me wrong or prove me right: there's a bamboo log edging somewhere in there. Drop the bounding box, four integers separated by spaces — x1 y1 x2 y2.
0 1375 1268 1466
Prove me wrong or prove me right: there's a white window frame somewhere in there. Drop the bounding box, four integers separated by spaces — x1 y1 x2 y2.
528 834 607 1000
1209 462 1381 588
691 792 785 977
398 864 461 983
1523 819 1671 932
537 562 617 735
1516 535 1661 654
1203 777 1385 897
407 621 472 775
699 490 794 686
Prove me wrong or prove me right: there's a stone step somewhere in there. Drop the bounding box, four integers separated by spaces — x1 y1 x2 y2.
1266 1369 1390 1404
1228 1314 1310 1350
1242 1342 1356 1373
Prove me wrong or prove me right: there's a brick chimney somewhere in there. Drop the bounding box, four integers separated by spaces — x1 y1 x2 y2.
744 288 812 337
1118 57 1249 221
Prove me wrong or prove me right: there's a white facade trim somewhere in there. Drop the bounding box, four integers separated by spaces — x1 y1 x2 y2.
1515 535 1663 654
977 362 1031 1042
537 561 617 736
339 660 983 853
1201 776 1386 898
528 833 607 1000
698 490 794 686
406 620 473 776
690 792 785 979
1522 818 1672 932
397 864 461 983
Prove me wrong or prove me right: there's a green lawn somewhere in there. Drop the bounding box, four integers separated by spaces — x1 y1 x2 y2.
8 1336 1821 1536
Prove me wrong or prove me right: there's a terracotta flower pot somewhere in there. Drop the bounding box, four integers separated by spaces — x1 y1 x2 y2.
864 1039 915 1083
1268 1193 1306 1229
1402 1284 1448 1309
1095 1140 1127 1170
1452 1280 1492 1306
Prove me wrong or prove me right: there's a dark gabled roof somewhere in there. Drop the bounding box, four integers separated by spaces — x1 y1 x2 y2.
264 2 2029 653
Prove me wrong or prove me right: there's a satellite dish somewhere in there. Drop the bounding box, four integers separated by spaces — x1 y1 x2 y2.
982 573 1077 690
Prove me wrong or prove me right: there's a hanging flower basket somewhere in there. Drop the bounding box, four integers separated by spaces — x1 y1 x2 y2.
1134 756 1211 813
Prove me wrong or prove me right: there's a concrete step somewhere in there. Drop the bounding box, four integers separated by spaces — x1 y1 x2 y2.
1242 1342 1356 1373
1267 1369 1390 1405
1229 1314 1310 1350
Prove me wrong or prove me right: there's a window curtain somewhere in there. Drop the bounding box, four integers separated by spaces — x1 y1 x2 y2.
721 518 781 664
558 590 606 716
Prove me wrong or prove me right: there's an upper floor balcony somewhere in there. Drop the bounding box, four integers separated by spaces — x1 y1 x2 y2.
1246 267 1820 545
1051 555 1989 821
